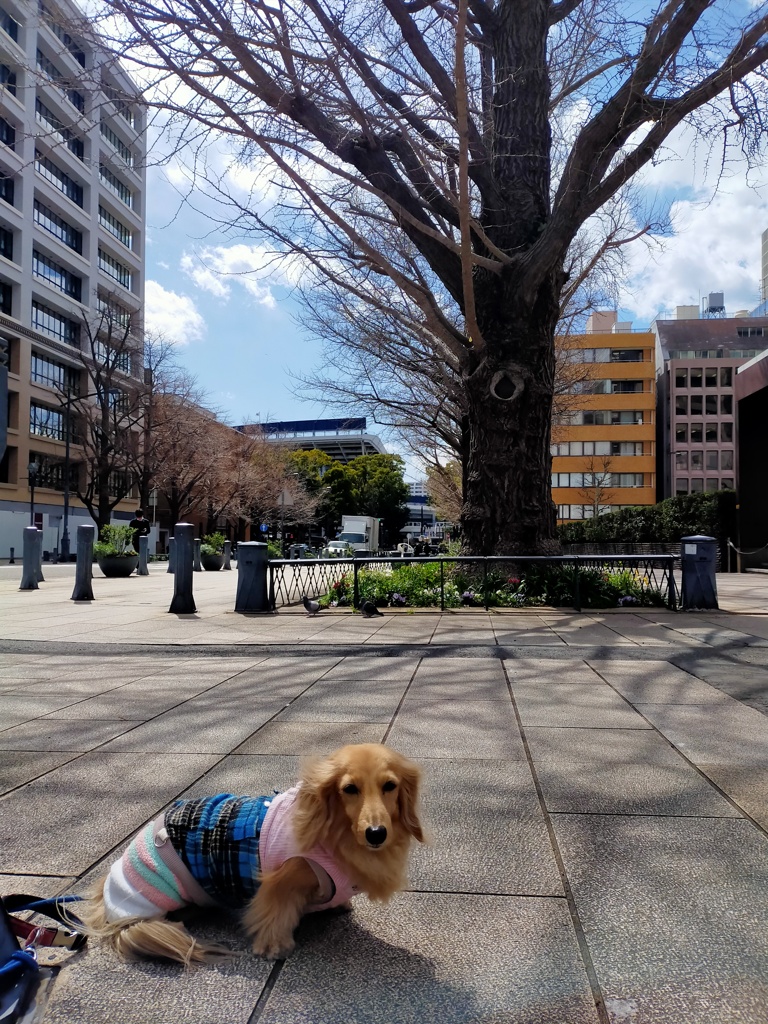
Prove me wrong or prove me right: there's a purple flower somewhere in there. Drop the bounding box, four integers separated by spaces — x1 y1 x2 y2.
618 595 640 606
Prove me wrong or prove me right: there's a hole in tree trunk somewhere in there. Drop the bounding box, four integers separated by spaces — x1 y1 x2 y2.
490 372 517 401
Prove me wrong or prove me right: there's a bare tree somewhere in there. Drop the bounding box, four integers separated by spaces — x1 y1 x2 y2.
576 455 617 519
87 0 768 553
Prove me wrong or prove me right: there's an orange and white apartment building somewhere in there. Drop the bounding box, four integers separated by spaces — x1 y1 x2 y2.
552 311 656 522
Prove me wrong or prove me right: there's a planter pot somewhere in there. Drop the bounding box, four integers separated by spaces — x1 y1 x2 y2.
97 554 139 578
201 552 225 571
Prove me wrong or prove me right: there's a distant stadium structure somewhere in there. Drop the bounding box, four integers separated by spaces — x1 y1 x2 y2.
237 417 387 463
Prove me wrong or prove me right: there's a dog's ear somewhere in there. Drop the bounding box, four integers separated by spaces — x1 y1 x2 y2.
396 757 426 843
292 754 342 851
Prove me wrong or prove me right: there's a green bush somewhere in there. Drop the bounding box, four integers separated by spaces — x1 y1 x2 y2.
558 490 736 545
202 532 226 554
94 524 136 558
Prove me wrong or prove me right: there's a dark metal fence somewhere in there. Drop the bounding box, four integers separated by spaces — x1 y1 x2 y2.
268 554 678 612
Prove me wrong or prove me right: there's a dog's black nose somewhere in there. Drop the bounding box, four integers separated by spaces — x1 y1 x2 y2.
365 826 387 846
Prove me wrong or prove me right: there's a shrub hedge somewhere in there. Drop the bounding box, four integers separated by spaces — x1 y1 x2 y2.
557 490 737 545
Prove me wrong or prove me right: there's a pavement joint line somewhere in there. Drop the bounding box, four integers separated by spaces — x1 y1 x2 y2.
246 960 285 1024
501 658 611 1024
381 658 423 746
588 663 768 840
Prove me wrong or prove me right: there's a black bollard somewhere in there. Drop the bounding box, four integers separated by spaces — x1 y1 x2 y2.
169 523 196 614
34 530 45 583
234 541 269 614
680 535 719 610
167 537 175 574
223 540 232 570
138 535 149 576
71 524 96 601
8 546 14 564
193 537 202 572
19 528 39 591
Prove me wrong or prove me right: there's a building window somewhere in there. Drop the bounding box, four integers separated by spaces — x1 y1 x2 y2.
99 119 134 167
31 300 79 345
610 349 644 362
30 402 66 440
99 164 133 207
33 249 82 300
736 326 765 337
0 63 16 96
35 151 83 207
721 422 733 442
721 478 734 489
690 451 703 470
0 172 13 206
705 368 718 387
675 395 687 415
721 450 734 471
33 199 82 253
98 205 132 248
578 410 645 425
705 451 718 470
35 99 84 160
0 7 19 42
0 115 15 150
36 50 85 113
675 452 688 470
705 478 719 492
0 225 12 261
676 478 688 494
98 247 132 289
690 423 703 443
705 395 717 415
612 380 643 394
675 425 687 443
93 339 131 374
575 348 610 363
28 450 79 491
721 395 733 415
0 278 11 314
720 367 732 387
690 478 704 493
31 352 79 391
689 368 703 387
675 368 687 388
39 5 86 65
705 423 718 442
108 469 131 496
611 441 643 456
690 395 703 415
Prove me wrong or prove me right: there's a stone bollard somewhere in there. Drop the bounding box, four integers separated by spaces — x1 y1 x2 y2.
8 546 14 564
19 528 39 591
138 535 149 576
34 530 45 583
71 524 96 601
167 537 175 574
223 540 232 570
234 541 269 614
193 537 202 572
169 523 196 614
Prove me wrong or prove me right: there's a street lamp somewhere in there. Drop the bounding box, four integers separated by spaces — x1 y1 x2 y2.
28 460 39 525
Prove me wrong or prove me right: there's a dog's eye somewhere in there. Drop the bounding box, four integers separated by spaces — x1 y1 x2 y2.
382 781 397 792
342 784 359 795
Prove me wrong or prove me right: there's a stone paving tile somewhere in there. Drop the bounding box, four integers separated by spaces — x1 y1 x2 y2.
524 726 685 765
233 721 386 754
511 683 650 729
505 659 605 685
555 815 768 1024
41 691 192 722
540 618 636 647
0 749 80 794
697 765 768 831
636 702 768 766
670 657 768 714
407 657 508 700
664 622 767 647
0 752 219 875
275 692 401 723
410 758 562 896
324 657 420 680
387 699 526 759
96 698 280 754
259 893 600 1024
0 692 99 729
0 874 76 898
536 761 740 817
588 660 736 705
0 718 137 751
180 753 302 798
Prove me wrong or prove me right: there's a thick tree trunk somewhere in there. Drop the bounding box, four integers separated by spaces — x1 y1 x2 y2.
461 273 561 555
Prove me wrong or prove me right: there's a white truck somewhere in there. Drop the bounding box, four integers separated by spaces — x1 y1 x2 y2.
328 515 380 555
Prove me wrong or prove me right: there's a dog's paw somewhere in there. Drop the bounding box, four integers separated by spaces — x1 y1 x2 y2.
252 935 296 961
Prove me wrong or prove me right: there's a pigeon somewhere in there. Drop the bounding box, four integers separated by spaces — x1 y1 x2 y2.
360 600 384 618
302 594 322 616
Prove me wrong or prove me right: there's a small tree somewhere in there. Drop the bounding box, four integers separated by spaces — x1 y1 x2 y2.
576 456 616 520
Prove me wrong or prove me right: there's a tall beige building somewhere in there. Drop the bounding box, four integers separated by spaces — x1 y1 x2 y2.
0 0 145 556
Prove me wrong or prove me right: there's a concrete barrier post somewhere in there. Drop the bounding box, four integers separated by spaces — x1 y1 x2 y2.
234 541 269 614
680 535 719 610
71 524 96 601
167 536 175 574
19 528 39 590
8 546 14 564
223 541 232 570
169 523 196 614
34 530 45 583
193 537 202 572
138 535 149 576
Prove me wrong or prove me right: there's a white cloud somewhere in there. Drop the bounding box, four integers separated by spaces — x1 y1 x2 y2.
179 244 305 308
144 281 206 345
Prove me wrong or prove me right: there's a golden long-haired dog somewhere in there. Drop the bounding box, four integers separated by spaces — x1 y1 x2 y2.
74 743 425 965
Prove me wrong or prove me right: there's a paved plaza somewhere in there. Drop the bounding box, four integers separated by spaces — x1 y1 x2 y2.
1 563 768 1023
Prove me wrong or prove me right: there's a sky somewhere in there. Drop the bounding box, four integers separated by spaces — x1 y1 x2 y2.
141 108 768 484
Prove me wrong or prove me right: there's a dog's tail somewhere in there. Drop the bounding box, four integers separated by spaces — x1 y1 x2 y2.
70 879 234 966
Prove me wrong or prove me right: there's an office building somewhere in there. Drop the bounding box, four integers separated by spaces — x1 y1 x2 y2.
242 417 387 463
553 312 656 521
653 312 767 499
0 0 145 556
